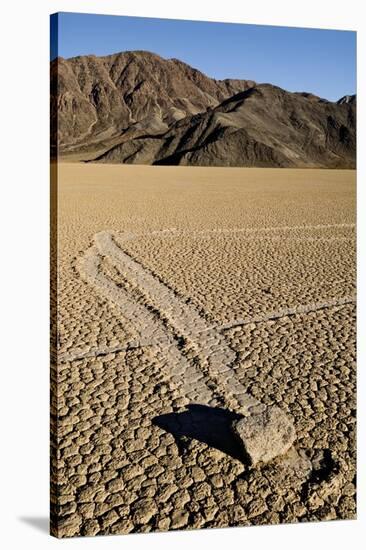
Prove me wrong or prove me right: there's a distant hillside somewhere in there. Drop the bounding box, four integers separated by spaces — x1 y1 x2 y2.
51 50 356 168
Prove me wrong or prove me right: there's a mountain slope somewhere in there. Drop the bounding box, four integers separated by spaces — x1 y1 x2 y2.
95 84 356 168
51 50 255 154
51 50 356 168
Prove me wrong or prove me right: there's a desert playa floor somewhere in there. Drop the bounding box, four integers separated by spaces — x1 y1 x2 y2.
51 164 356 537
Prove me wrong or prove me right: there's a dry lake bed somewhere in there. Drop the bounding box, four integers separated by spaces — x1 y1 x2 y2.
51 164 356 537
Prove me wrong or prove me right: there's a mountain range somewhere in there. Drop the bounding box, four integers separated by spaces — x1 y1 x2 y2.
51 50 356 168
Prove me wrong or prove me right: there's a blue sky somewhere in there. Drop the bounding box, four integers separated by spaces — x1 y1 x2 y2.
50 12 356 101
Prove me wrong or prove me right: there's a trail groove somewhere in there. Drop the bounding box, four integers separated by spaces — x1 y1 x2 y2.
76 231 264 412
69 223 354 416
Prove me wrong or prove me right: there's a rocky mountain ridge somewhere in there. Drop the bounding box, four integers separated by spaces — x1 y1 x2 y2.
51 50 356 168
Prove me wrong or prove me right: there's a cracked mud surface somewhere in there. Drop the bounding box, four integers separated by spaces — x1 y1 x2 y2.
51 164 356 537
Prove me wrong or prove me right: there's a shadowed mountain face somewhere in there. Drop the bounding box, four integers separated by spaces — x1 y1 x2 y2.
51 51 356 168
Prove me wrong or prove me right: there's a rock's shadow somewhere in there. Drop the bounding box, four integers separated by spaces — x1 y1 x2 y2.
153 404 245 461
